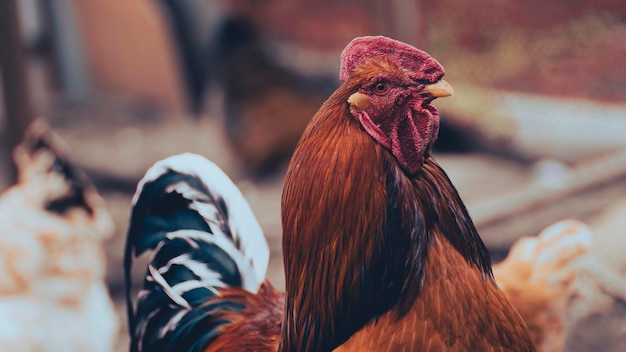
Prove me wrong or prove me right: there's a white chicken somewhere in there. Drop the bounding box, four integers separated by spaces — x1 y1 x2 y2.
0 119 117 351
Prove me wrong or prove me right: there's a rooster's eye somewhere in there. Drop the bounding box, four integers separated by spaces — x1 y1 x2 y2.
374 82 389 95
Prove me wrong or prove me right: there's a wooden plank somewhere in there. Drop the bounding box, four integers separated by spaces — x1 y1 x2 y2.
473 150 626 249
0 0 34 185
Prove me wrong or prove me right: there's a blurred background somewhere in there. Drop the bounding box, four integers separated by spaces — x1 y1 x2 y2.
0 0 625 351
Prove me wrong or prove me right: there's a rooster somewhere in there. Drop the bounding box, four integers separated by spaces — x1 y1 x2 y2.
0 119 117 351
125 36 535 351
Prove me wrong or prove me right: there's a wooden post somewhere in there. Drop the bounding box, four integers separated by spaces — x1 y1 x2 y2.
0 0 34 185
390 0 423 47
43 0 92 103
369 0 394 37
370 0 426 48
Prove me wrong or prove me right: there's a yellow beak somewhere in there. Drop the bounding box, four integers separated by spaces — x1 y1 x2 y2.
421 79 454 98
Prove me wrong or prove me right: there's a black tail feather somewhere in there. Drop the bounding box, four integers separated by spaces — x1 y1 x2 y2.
124 154 268 351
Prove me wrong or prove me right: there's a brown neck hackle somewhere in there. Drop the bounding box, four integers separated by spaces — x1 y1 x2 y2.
281 80 394 351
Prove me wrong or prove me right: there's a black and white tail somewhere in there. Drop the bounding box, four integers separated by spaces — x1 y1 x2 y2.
124 153 269 352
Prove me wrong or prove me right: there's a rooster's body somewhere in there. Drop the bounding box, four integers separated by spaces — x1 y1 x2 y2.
126 36 535 351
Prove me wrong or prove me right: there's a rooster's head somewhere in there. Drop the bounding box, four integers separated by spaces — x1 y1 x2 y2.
341 36 453 174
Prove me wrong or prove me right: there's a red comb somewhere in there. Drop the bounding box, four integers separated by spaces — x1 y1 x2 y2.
339 36 444 83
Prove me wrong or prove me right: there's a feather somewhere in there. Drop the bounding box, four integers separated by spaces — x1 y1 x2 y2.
125 153 269 351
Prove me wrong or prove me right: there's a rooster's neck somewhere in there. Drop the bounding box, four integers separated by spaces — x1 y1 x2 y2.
280 88 493 351
414 158 494 280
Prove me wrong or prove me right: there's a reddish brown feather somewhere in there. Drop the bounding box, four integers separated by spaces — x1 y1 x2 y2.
281 80 394 350
203 281 284 352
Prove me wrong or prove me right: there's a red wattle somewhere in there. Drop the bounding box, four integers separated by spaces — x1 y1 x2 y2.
357 103 439 175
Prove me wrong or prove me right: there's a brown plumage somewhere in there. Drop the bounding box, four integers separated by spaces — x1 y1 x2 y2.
203 282 284 352
126 36 535 352
281 36 535 351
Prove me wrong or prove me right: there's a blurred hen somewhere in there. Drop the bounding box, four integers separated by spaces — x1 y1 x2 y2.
494 220 591 351
210 16 337 176
0 120 117 351
494 219 626 352
159 2 338 176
